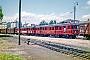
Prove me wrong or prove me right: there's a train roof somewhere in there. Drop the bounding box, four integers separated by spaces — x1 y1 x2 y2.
9 23 78 29
20 26 35 29
35 23 79 27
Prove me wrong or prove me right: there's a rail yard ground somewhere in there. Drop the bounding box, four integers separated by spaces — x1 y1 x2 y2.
14 35 90 49
0 35 90 60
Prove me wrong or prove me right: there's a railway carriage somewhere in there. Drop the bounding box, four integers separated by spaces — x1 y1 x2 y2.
21 27 28 35
79 21 90 37
30 27 36 36
4 23 79 39
1 28 7 34
7 28 16 34
15 28 22 35
35 23 79 38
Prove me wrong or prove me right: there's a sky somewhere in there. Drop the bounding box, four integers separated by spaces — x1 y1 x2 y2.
0 0 90 25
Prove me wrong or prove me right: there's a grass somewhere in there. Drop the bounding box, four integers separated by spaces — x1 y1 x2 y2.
0 52 22 60
0 37 2 41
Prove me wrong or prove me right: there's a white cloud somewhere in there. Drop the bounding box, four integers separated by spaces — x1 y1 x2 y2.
3 11 69 24
82 14 90 19
84 6 90 9
83 0 90 9
59 12 69 17
87 0 90 5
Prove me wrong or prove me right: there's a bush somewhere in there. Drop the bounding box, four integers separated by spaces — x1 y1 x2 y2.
86 35 90 40
0 34 13 37
0 53 22 60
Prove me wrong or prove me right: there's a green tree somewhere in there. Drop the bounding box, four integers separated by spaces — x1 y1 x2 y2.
0 6 3 22
53 20 56 24
88 19 89 21
39 20 48 25
49 20 53 24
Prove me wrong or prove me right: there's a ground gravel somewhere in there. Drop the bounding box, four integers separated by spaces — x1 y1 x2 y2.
1 36 83 60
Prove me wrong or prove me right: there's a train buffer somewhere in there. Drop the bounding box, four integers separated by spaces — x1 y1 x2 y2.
27 39 30 45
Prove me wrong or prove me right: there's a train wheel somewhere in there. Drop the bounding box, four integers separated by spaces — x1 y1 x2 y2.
71 35 76 39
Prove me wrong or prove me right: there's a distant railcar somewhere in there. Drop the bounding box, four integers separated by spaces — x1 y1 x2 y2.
1 28 6 34
79 21 90 36
7 28 15 34
5 23 79 39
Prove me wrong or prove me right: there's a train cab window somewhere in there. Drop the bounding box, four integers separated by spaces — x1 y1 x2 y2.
59 26 62 30
68 26 70 29
72 25 78 29
52 27 54 30
55 26 58 30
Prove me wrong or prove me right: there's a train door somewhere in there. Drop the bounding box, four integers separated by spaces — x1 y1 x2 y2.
63 26 66 33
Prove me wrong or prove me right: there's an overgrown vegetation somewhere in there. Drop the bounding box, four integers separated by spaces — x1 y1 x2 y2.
0 52 22 60
86 35 90 40
0 34 13 37
0 37 2 41
0 37 22 60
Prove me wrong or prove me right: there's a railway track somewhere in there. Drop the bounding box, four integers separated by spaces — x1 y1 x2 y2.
28 39 90 60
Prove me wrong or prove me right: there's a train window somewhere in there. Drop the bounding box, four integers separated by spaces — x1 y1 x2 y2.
43 27 44 30
55 26 58 30
59 26 62 30
38 28 39 30
49 27 51 30
63 26 66 28
52 27 54 30
24 29 26 31
40 27 42 30
68 26 70 29
45 27 47 30
36 28 37 30
72 25 78 29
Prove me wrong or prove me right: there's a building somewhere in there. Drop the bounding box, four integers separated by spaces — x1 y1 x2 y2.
7 21 22 28
0 19 2 22
7 22 11 28
0 22 7 29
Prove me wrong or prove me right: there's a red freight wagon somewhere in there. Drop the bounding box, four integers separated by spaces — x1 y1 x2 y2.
79 21 90 36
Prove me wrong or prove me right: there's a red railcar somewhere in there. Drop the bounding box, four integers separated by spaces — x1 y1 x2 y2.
15 26 36 35
7 23 79 39
21 27 28 35
7 28 15 34
35 23 79 38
